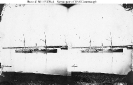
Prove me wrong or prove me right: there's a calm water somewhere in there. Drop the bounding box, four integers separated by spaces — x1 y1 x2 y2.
0 48 132 76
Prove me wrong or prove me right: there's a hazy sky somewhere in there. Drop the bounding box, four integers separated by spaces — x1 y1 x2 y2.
0 4 133 47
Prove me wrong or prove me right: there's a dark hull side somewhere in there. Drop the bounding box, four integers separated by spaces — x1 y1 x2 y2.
81 48 123 53
15 49 33 53
38 49 57 53
104 49 123 53
15 48 57 53
81 48 98 53
61 46 68 50
110 49 123 52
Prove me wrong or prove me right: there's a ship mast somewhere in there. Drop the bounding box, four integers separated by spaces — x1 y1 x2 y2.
44 32 47 54
44 32 47 71
102 43 103 50
64 35 67 46
89 39 91 49
106 32 112 49
23 34 25 47
40 32 47 54
89 35 92 49
110 32 112 49
110 32 114 73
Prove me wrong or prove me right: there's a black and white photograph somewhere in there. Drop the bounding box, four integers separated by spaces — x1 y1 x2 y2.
0 2 133 85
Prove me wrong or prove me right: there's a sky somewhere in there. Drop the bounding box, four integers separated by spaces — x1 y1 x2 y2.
0 4 133 47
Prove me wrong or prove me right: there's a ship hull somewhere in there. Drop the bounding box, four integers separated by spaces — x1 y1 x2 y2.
15 49 33 53
1 48 132 76
67 48 131 76
15 48 57 53
81 48 123 53
38 49 57 53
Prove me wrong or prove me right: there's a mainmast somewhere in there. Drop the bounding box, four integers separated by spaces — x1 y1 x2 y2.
89 39 91 49
89 35 92 49
64 35 67 46
110 32 112 49
40 32 47 54
106 32 112 49
44 32 47 54
102 43 103 50
23 34 25 47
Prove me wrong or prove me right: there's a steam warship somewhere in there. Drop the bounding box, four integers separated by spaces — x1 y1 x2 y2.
15 33 58 53
81 33 123 53
0 33 133 85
